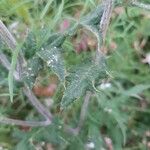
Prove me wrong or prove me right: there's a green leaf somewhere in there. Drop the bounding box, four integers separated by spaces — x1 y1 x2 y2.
80 5 103 50
46 33 66 47
80 5 103 26
16 139 35 150
61 53 106 108
51 0 64 28
33 126 65 145
88 125 104 150
37 47 66 82
8 45 20 102
96 92 128 146
111 111 127 145
40 0 54 19
22 32 37 58
123 84 150 96
22 56 43 88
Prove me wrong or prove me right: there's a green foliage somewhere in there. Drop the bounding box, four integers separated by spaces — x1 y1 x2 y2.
22 56 43 88
37 47 66 83
0 0 150 149
61 53 106 108
80 5 103 49
8 45 21 102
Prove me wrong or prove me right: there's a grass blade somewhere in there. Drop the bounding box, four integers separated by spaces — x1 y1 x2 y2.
8 45 20 102
40 0 54 19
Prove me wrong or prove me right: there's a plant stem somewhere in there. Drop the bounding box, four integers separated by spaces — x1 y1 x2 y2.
0 117 51 127
0 20 24 79
23 85 53 121
100 0 114 45
131 0 150 10
0 20 17 50
76 91 91 131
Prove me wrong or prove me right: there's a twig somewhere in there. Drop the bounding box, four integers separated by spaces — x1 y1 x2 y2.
100 0 114 45
0 117 51 127
23 85 53 121
131 0 150 10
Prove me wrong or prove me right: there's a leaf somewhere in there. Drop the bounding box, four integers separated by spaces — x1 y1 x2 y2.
22 32 37 58
46 33 66 47
37 47 66 82
8 45 20 102
22 56 43 89
111 111 127 145
40 0 54 19
80 5 104 49
51 0 64 28
16 139 35 150
88 125 104 149
61 53 106 108
33 126 65 145
80 5 103 26
96 92 128 146
123 84 150 97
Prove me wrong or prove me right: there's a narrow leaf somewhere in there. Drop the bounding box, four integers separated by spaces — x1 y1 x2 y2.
123 84 150 96
8 45 20 102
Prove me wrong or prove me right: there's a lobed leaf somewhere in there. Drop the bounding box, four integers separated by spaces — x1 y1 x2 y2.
61 53 106 108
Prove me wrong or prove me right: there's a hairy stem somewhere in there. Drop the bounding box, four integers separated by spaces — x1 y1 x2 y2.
100 0 114 45
0 117 51 127
23 85 53 121
131 0 150 10
76 91 91 133
0 20 17 50
0 20 24 79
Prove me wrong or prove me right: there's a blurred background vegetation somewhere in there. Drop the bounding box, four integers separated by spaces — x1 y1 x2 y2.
0 0 150 149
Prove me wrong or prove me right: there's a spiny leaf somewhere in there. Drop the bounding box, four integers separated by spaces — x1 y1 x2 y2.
22 56 43 89
61 53 106 108
80 5 103 26
37 47 66 82
80 5 104 50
